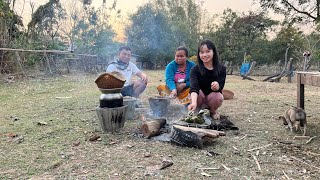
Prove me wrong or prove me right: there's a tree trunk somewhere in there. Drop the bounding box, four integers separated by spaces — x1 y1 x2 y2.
225 61 233 75
317 0 320 23
263 73 281 82
287 58 293 83
266 46 290 82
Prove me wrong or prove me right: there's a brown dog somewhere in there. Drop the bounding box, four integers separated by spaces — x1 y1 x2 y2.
279 107 307 136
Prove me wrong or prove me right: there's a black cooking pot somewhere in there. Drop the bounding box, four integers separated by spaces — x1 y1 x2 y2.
99 88 123 108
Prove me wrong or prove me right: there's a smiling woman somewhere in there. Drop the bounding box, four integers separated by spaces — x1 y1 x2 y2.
189 40 226 120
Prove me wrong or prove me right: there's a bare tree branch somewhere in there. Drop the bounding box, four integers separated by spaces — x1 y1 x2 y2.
283 0 317 20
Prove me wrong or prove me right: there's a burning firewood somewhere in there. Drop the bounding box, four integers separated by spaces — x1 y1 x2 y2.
171 125 225 149
141 119 167 138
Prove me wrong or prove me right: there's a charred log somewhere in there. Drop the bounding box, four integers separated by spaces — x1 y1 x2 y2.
141 119 166 138
170 125 225 149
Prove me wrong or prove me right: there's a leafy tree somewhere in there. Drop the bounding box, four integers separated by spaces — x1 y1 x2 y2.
152 0 202 55
205 9 278 65
256 0 320 24
0 0 23 47
207 9 239 64
126 0 203 66
0 0 24 73
27 0 66 49
268 25 303 64
126 4 174 66
71 4 118 57
232 11 278 64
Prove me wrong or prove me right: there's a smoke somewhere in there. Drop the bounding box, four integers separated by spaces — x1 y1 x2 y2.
148 97 188 122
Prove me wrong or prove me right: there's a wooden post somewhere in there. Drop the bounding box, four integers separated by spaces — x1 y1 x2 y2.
296 73 304 109
49 55 61 74
43 52 53 74
14 51 26 76
66 58 70 73
287 58 293 83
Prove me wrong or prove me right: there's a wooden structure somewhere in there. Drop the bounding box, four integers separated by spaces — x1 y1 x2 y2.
295 71 320 109
96 105 128 132
0 48 103 74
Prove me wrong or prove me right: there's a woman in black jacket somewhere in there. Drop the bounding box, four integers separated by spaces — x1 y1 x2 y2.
188 40 226 119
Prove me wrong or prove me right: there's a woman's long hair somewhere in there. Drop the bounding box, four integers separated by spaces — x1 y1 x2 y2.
197 40 222 76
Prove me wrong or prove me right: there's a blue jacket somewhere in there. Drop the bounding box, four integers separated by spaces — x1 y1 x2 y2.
165 60 196 91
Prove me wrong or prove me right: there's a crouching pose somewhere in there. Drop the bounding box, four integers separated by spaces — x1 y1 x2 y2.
106 46 148 98
157 46 195 104
188 40 226 119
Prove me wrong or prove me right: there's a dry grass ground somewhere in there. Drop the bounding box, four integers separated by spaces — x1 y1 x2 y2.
1 70 320 179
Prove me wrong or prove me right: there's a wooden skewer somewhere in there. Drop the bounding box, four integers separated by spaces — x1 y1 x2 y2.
282 170 291 180
305 136 317 144
221 164 231 172
239 134 247 140
252 155 261 171
293 135 310 140
198 167 221 170
247 143 273 152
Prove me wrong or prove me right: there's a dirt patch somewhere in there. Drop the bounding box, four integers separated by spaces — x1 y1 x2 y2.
0 71 320 179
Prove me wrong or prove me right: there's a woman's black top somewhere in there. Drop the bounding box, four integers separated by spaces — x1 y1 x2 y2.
190 65 226 95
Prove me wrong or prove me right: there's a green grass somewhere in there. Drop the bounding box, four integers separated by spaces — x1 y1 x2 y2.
1 70 320 179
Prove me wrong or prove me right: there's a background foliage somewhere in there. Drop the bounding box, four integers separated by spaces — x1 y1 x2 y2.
1 0 320 73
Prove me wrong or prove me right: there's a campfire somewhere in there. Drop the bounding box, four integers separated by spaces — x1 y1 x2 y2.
135 102 239 149
94 73 238 149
